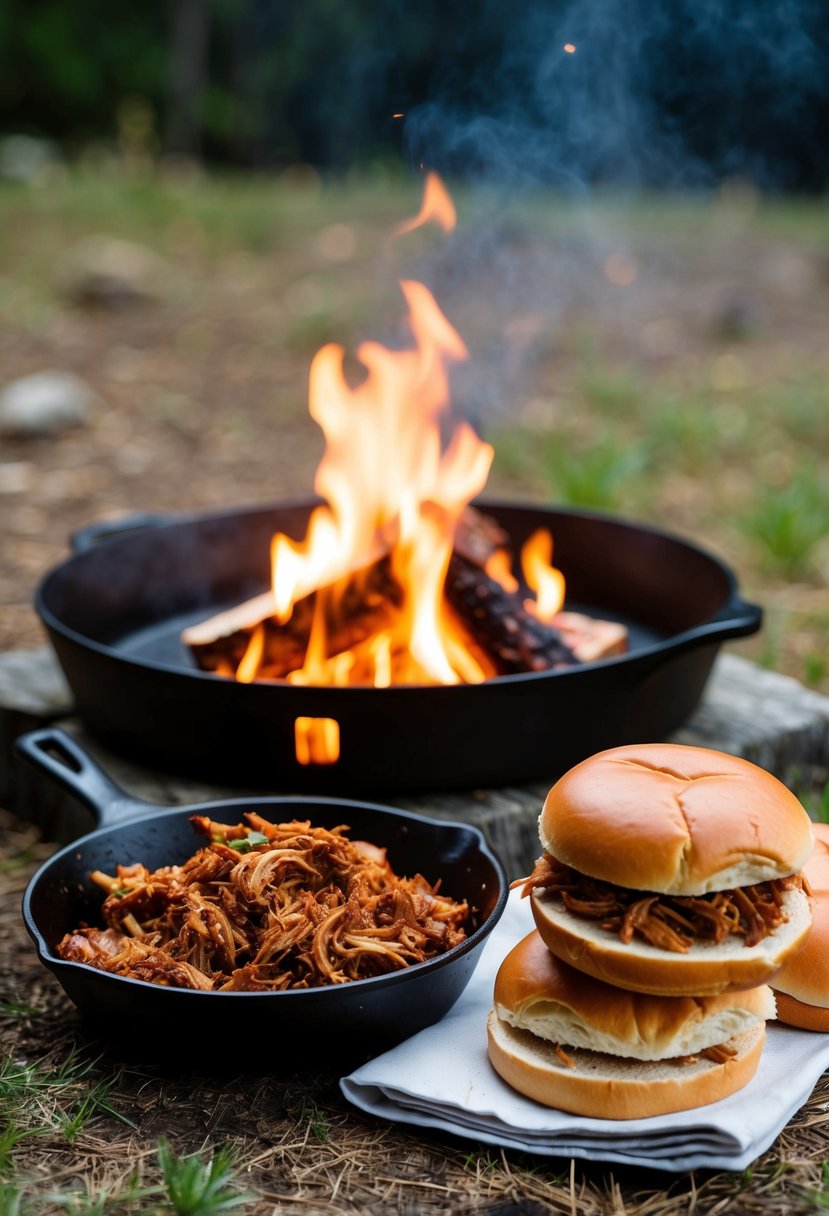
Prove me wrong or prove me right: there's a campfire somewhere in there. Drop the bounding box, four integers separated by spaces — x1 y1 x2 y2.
182 175 627 758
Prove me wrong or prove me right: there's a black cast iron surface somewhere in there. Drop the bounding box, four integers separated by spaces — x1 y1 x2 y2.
17 729 507 1051
35 499 761 793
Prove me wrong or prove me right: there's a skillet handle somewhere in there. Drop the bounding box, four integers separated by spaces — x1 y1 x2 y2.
660 593 762 657
70 512 175 554
703 594 763 639
14 728 161 831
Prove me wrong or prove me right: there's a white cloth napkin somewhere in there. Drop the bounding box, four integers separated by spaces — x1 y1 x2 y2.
341 889 829 1172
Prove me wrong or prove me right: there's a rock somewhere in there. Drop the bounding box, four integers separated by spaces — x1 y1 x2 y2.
709 290 766 342
0 134 60 182
0 371 96 438
60 236 166 307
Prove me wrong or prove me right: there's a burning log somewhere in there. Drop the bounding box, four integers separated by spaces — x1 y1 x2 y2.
454 505 511 567
553 612 629 664
184 506 628 684
444 552 578 675
184 556 403 681
455 507 629 668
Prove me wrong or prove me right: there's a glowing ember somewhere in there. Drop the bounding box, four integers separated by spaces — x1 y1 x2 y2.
295 716 340 765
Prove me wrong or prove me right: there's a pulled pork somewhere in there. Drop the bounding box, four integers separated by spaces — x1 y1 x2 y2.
516 853 803 953
674 1042 740 1067
57 814 469 991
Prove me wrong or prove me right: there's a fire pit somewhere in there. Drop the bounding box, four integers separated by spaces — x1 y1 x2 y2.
36 498 760 792
35 176 760 792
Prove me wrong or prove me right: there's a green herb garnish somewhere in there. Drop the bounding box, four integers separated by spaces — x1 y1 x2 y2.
226 831 269 854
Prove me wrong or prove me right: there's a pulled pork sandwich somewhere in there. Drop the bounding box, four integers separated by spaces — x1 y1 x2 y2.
57 814 469 991
487 930 775 1118
772 822 829 1030
520 744 813 996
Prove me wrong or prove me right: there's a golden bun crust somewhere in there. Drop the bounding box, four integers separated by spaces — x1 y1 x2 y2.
531 882 812 996
486 1013 766 1119
539 744 813 895
495 931 774 1059
773 823 829 1021
773 991 829 1032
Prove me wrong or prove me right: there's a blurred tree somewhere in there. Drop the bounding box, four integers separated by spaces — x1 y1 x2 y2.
167 0 210 156
0 0 167 152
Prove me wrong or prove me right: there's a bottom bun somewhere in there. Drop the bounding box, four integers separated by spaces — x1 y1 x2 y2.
486 1012 765 1119
773 991 829 1032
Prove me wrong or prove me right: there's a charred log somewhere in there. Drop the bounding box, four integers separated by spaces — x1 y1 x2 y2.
186 556 402 680
444 552 578 675
183 505 626 682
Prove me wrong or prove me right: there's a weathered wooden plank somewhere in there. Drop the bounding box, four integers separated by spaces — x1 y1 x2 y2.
1 646 828 877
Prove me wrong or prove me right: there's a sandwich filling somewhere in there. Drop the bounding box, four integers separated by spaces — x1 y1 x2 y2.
519 853 807 953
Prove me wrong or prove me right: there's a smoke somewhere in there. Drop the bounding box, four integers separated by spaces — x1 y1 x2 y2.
403 0 829 192
391 0 829 429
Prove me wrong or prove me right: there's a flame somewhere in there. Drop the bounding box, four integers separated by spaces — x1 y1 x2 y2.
219 174 567 703
484 549 519 593
395 171 457 235
250 177 495 689
522 528 566 621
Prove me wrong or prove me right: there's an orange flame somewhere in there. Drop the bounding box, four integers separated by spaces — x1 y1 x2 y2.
484 549 519 593
522 528 566 621
395 171 457 235
220 174 567 700
257 177 494 689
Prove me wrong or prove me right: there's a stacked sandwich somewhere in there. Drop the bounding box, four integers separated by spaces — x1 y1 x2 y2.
487 743 814 1119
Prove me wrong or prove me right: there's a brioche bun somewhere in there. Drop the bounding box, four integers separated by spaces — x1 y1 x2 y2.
486 1013 766 1119
531 879 812 996
495 931 776 1058
773 992 829 1032
487 932 772 1118
773 823 829 1029
539 743 813 896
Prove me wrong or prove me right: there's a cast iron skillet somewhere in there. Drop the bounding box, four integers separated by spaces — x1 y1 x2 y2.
35 498 762 792
18 729 508 1055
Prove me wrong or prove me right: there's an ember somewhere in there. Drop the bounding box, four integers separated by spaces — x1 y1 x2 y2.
183 174 625 693
57 814 470 991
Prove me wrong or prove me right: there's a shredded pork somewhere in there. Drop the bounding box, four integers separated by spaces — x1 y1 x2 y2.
57 814 469 991
516 852 802 952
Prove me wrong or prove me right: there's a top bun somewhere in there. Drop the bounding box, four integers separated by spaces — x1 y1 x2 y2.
539 743 813 896
495 930 775 1061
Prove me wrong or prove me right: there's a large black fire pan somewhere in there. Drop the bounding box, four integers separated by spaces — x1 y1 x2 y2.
35 499 761 793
